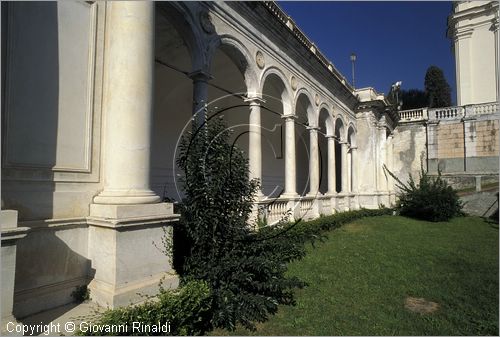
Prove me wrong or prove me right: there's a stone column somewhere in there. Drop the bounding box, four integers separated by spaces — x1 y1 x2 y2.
326 136 336 194
189 70 212 127
341 142 349 193
347 149 352 192
282 115 298 197
426 120 440 173
94 1 159 205
245 96 264 197
350 146 358 193
307 127 320 196
1 209 28 335
88 2 178 308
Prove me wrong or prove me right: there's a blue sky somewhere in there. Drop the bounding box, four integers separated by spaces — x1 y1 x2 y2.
278 1 456 103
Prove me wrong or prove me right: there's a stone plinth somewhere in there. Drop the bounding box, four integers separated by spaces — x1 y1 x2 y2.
1 210 28 335
87 203 179 308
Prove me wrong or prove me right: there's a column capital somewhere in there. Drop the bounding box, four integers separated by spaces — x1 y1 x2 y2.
281 114 297 120
244 96 266 105
325 134 336 140
306 126 320 132
188 70 213 82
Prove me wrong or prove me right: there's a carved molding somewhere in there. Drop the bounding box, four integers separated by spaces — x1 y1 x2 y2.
200 11 215 34
255 50 265 69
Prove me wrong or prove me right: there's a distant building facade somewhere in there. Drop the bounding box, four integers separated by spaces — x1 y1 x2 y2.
448 1 499 105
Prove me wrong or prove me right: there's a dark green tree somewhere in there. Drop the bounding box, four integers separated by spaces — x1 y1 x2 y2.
424 66 452 108
176 117 309 331
400 89 428 110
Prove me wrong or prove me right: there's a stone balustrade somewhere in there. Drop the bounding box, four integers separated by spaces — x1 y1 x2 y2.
429 106 464 120
258 198 290 225
299 198 314 218
468 102 498 116
399 108 427 121
255 193 361 226
399 101 498 123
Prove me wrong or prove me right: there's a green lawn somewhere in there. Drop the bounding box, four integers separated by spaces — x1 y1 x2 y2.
215 215 499 335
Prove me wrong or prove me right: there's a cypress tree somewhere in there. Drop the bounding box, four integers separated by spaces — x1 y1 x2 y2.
424 66 452 108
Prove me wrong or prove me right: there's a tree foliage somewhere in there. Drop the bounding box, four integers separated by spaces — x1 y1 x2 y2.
424 65 452 108
176 117 310 331
400 89 428 110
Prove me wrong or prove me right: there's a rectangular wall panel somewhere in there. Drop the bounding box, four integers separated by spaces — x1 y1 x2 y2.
3 1 96 173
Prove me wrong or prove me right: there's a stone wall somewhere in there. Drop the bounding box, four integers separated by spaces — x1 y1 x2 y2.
391 122 427 183
428 117 499 173
393 106 499 190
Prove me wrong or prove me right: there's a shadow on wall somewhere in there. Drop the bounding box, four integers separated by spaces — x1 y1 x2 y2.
14 225 94 319
1 1 58 220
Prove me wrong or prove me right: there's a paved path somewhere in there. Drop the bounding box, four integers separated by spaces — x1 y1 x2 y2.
460 189 499 217
20 302 102 336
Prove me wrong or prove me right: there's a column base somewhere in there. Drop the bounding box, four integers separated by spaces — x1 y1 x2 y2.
93 189 161 205
280 193 299 199
87 203 179 308
88 203 176 227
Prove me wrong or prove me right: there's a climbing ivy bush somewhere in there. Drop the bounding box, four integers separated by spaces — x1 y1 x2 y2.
385 165 462 222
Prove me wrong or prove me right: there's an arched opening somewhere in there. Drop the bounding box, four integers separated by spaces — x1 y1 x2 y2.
152 3 195 201
334 117 345 193
295 92 314 196
208 43 250 156
260 73 287 198
318 108 332 194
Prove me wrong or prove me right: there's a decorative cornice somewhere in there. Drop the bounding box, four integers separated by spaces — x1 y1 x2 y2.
261 2 354 92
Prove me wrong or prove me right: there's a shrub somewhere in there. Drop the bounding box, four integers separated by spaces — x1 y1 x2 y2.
76 280 212 336
71 285 90 303
385 165 462 222
175 118 310 331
